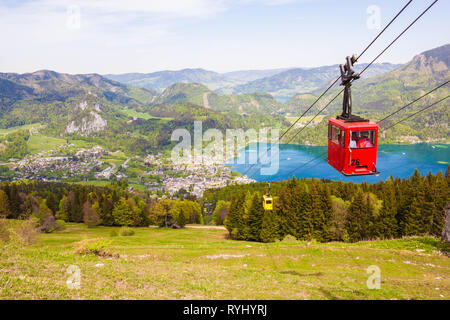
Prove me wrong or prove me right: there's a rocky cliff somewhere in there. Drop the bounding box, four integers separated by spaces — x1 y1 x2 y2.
66 98 107 136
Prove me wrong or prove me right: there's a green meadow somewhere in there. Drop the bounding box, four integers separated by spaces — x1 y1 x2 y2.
27 134 66 154
0 222 449 300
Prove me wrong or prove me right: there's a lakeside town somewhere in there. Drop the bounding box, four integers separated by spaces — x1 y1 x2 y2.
1 143 255 198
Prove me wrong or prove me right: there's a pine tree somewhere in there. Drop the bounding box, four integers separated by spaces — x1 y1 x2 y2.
403 195 424 236
430 171 449 236
402 171 427 236
297 185 313 239
7 184 20 219
346 191 367 242
420 177 435 234
310 180 326 241
224 193 245 239
397 179 414 236
247 192 265 241
100 193 115 226
237 191 253 240
46 192 58 216
277 182 303 239
0 190 11 218
56 195 69 221
260 211 279 243
176 208 187 227
316 183 333 242
363 192 378 239
376 179 397 239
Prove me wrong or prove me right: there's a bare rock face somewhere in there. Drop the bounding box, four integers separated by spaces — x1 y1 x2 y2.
66 100 107 136
442 204 450 243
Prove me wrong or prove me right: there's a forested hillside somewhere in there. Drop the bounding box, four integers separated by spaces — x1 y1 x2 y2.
205 168 450 243
0 168 448 244
0 70 158 110
154 83 283 114
0 180 202 230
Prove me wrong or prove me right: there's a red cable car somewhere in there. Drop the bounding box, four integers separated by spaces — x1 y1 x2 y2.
327 55 379 176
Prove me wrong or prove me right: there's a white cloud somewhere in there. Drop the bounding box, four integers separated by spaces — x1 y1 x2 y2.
0 0 226 57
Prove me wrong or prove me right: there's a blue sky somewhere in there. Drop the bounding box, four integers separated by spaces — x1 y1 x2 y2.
0 0 448 74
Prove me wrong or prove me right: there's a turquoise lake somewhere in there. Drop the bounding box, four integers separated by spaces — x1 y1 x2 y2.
226 143 449 183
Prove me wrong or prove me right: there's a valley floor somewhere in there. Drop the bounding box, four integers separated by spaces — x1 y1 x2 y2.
0 223 449 300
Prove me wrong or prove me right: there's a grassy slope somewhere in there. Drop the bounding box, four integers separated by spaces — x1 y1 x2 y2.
27 134 66 154
0 123 42 136
0 123 98 156
0 223 448 300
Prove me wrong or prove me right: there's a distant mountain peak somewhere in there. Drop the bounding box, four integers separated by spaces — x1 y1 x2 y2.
406 43 450 73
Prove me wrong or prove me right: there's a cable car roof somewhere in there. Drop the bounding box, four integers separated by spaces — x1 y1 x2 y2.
329 118 378 129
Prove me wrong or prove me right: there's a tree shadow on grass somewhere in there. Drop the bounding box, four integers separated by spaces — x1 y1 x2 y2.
278 270 323 277
412 237 450 255
317 287 368 300
317 288 340 300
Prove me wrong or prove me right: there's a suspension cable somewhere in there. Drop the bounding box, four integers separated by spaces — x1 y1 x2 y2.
377 79 449 124
382 95 449 131
277 0 440 150
241 0 416 177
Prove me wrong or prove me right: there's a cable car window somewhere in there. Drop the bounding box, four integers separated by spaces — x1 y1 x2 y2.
328 124 332 140
340 130 345 148
350 130 375 149
331 126 340 144
265 200 272 204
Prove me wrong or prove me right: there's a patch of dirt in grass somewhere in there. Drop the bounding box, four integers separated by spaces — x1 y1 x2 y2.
205 254 248 260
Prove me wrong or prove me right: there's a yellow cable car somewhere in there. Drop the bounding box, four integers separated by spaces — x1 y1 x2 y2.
262 195 273 211
262 182 273 211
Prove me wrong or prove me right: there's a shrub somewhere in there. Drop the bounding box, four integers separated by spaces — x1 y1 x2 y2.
175 211 186 228
282 234 298 242
230 228 239 240
0 218 11 242
109 229 118 237
40 213 59 233
56 219 66 231
119 227 135 236
73 238 117 257
211 200 229 225
83 200 100 227
14 217 40 245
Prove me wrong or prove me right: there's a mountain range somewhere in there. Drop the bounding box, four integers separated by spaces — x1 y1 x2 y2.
0 70 158 109
104 63 399 101
104 68 291 97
